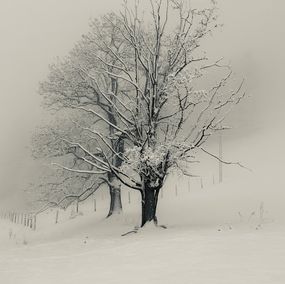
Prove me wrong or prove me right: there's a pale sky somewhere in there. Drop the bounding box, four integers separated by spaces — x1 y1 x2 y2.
0 0 284 202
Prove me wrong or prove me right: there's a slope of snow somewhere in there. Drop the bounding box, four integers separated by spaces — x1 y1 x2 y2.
1 214 285 284
1 175 285 284
1 129 285 284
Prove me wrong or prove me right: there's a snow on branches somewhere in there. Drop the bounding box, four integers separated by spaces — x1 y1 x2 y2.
35 0 245 225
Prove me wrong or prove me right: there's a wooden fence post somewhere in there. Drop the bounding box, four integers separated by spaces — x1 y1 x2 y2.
76 199 79 214
219 133 223 183
33 215 37 230
27 215 30 228
128 191 131 204
29 214 33 229
55 210 59 224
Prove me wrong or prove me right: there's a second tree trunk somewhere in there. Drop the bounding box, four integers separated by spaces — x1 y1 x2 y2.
107 183 122 218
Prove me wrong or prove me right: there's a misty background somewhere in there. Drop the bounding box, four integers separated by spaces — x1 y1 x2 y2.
0 0 284 206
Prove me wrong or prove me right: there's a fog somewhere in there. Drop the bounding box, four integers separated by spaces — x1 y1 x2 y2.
0 0 284 205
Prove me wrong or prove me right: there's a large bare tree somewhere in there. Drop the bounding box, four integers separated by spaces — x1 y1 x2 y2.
39 0 245 227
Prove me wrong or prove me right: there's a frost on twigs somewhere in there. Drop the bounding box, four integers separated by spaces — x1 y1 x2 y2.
35 0 246 226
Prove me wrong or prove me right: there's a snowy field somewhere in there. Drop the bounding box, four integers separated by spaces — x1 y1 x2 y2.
1 131 285 284
1 174 285 284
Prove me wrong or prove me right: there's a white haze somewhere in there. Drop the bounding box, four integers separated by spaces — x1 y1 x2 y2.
0 0 284 205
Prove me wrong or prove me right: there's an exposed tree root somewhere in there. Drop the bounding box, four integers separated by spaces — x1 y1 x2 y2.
121 226 139 236
121 223 167 236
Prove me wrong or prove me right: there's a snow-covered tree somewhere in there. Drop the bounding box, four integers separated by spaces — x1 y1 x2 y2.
37 16 129 217
31 114 106 214
39 0 245 227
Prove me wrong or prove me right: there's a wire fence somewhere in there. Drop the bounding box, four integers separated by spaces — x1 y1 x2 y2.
0 211 36 230
0 174 219 230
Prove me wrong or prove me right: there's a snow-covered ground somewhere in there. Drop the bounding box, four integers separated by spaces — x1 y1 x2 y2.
1 176 285 284
1 218 285 284
1 129 285 284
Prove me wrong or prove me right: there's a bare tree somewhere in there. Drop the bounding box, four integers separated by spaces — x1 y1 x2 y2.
39 0 245 228
31 115 106 214
38 15 129 217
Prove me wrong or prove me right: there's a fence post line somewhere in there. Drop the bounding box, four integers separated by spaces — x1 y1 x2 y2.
175 184 178 197
94 198 96 212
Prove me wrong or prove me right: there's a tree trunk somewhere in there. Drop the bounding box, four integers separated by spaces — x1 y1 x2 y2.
106 131 124 218
106 182 122 218
141 184 161 227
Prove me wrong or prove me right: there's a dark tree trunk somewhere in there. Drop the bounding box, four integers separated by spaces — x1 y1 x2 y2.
141 184 161 227
106 180 122 218
106 134 124 218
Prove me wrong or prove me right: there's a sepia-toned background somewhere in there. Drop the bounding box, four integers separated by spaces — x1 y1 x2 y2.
0 0 284 204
